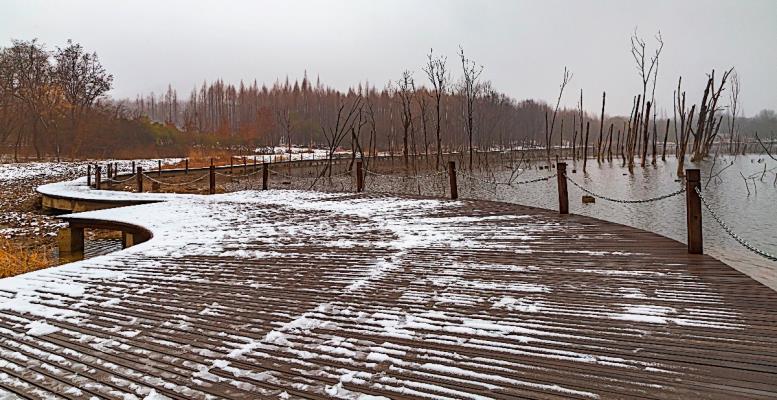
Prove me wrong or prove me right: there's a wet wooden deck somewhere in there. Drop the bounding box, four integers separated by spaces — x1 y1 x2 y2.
1 189 776 399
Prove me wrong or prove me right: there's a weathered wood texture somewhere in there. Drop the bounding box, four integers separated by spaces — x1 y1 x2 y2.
1 193 776 399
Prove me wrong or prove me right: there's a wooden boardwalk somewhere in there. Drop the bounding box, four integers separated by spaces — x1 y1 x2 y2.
2 186 777 399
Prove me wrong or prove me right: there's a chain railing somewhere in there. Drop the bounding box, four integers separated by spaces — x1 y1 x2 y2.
214 168 264 178
566 176 686 204
142 173 210 187
269 168 351 180
363 168 448 180
105 173 138 184
695 186 777 261
458 170 556 186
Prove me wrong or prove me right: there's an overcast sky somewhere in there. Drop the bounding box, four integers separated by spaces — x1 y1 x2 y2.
2 0 775 116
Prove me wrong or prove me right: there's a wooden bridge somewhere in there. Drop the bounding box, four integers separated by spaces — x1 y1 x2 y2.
2 178 776 399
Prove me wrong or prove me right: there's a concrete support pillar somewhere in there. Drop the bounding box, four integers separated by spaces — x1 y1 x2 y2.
122 232 135 248
58 227 84 259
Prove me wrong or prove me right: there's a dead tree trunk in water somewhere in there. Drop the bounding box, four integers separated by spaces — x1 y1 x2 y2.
606 123 614 162
640 101 651 167
661 118 670 161
571 114 577 160
597 92 605 163
583 121 590 173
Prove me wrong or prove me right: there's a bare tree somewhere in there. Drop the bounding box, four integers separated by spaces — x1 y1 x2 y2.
727 70 741 155
422 49 448 169
458 45 483 170
54 39 113 160
692 68 733 161
545 67 572 163
318 93 363 180
2 39 57 160
630 29 663 167
675 77 696 176
396 70 415 169
417 89 430 161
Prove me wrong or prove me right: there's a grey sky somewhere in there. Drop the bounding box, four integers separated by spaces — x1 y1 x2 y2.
2 0 775 116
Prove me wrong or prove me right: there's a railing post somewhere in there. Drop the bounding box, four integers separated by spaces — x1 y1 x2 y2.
131 161 135 174
686 169 703 254
136 166 143 192
95 165 102 190
243 156 247 174
557 162 569 214
230 157 234 174
209 165 216 194
356 160 364 193
253 156 257 171
158 160 162 177
185 158 189 174
107 163 113 188
448 161 458 200
87 164 92 187
262 163 269 190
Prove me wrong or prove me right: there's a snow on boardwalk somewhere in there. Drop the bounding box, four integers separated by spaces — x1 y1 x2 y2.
2 183 777 399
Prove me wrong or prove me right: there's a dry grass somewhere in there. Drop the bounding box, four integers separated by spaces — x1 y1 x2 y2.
173 148 237 169
0 237 53 278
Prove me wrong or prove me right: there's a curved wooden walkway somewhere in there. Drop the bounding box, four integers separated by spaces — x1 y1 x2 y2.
2 183 777 399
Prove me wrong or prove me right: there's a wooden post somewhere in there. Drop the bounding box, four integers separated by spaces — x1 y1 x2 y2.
210 157 214 167
686 169 703 254
95 165 102 190
136 167 143 192
131 161 135 175
230 158 234 174
87 164 92 187
262 163 269 190
253 156 257 171
557 162 569 214
157 160 162 177
243 156 247 174
185 158 189 174
107 163 112 181
209 165 216 194
448 161 458 200
356 160 364 193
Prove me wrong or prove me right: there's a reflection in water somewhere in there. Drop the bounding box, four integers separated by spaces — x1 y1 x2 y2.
56 239 122 264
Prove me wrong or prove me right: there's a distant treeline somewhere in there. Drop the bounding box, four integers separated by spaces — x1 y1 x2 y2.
1 39 776 162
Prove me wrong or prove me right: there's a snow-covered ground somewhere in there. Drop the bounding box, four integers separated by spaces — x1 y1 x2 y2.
0 177 765 398
0 159 181 241
0 158 182 183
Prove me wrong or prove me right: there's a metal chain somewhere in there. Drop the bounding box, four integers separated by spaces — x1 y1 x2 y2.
566 176 685 203
364 168 448 180
105 173 137 184
695 187 777 261
459 170 556 186
269 169 351 180
142 173 209 186
214 168 264 178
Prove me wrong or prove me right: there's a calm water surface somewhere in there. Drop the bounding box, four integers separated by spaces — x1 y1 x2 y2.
453 154 776 285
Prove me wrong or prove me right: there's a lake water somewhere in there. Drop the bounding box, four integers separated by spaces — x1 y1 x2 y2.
450 154 777 289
